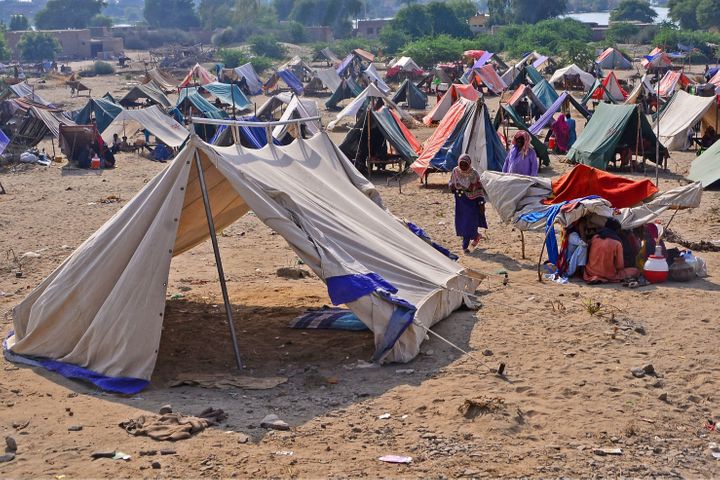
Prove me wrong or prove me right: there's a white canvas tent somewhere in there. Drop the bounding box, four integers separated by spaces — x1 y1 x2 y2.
362 64 391 95
625 74 654 105
272 96 320 139
102 105 189 147
234 63 263 96
6 125 477 393
654 90 718 150
549 64 595 90
311 68 342 93
389 56 422 72
328 84 412 129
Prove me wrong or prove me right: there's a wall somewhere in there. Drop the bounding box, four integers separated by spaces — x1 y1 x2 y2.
5 29 93 59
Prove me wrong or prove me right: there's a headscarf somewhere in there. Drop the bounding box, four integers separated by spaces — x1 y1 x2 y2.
512 130 531 157
449 154 483 199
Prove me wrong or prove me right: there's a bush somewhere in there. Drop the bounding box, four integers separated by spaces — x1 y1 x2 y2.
212 27 238 46
217 48 274 72
401 35 474 66
248 34 286 59
653 26 720 59
89 61 115 75
287 21 306 43
89 14 113 27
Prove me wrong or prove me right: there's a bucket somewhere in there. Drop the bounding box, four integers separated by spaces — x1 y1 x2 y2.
90 155 101 170
549 137 556 149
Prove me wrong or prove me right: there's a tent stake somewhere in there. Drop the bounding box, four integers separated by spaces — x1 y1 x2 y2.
520 230 526 259
194 151 243 371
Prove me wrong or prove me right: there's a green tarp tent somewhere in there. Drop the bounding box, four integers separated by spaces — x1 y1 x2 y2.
74 97 124 133
179 82 252 111
567 103 661 170
325 78 363 110
688 140 720 187
525 65 544 85
391 79 427 110
493 104 550 166
532 79 559 110
120 84 172 109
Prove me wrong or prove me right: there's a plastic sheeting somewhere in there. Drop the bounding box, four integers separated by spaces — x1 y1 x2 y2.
74 98 124 133
363 64 391 95
531 79 559 109
655 90 717 150
102 105 189 148
391 79 427 109
689 136 720 187
423 84 479 125
179 63 217 88
234 63 264 95
528 92 591 135
328 84 411 129
549 64 595 90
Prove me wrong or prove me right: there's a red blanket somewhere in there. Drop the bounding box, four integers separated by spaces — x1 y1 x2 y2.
543 164 658 208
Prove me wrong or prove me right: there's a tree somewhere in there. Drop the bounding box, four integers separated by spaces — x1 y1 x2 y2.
427 2 472 37
17 32 61 61
35 0 106 29
289 0 361 36
273 0 295 20
0 31 10 61
9 14 29 31
668 0 699 29
392 4 432 37
695 0 720 29
248 34 286 58
199 0 234 29
89 14 113 27
379 25 409 54
610 0 657 22
144 0 200 28
490 0 567 25
606 21 640 42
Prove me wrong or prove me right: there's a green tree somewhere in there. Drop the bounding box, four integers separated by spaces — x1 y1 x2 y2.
427 2 472 36
392 4 432 37
89 14 113 27
273 0 295 20
17 31 61 61
144 0 200 28
249 34 286 58
668 0 699 29
609 0 657 22
199 0 234 29
0 31 10 61
490 0 567 25
606 21 640 42
695 0 720 29
35 0 106 29
8 14 29 31
289 0 361 37
379 25 409 54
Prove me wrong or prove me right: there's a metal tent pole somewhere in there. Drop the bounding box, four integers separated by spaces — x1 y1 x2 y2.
655 69 660 186
193 150 243 370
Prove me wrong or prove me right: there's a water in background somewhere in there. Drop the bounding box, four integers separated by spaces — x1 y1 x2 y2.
563 6 669 26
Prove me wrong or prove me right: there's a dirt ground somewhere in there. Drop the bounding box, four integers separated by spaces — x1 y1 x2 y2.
1 54 720 478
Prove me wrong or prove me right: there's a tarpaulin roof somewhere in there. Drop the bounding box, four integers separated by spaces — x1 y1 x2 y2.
363 64 391 95
178 92 227 119
144 68 177 94
74 97 124 133
180 82 251 111
474 64 507 94
320 47 340 64
102 105 189 148
655 90 718 150
353 48 375 62
549 64 595 90
328 84 412 129
528 91 591 136
589 72 628 102
532 55 549 69
389 56 422 72
412 99 505 177
29 105 77 139
7 81 52 106
625 74 654 105
325 78 363 110
312 68 342 93
531 79 559 109
391 79 427 110
688 134 720 187
234 63 264 96
6 131 476 393
120 84 172 109
506 84 546 113
179 63 217 88
596 48 632 70
567 103 659 170
423 84 479 125
336 53 355 75
657 70 692 97
265 69 304 96
641 47 672 69
271 95 320 140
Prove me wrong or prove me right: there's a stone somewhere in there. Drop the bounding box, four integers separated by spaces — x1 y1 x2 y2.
160 449 176 455
631 368 646 378
159 404 173 414
482 349 493 356
5 436 17 452
276 267 310 279
151 461 161 469
0 453 15 463
139 450 158 456
634 325 647 335
652 379 664 389
643 364 656 376
90 451 116 459
237 433 250 444
68 425 83 432
594 448 623 456
260 414 290 431
658 392 668 402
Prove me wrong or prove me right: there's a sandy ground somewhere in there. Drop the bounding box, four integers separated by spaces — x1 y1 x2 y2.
1 55 720 478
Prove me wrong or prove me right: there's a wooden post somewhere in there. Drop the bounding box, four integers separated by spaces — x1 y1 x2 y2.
520 230 526 259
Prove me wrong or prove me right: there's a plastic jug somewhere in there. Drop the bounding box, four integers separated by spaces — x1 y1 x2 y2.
681 250 698 275
90 155 101 170
643 245 668 283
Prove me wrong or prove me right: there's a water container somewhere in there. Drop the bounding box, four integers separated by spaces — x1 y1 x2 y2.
643 245 668 283
90 155 100 170
549 137 557 150
681 250 698 275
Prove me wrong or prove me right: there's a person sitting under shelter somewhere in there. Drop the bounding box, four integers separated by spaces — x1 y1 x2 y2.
502 131 538 176
700 126 717 148
152 142 172 163
584 218 640 284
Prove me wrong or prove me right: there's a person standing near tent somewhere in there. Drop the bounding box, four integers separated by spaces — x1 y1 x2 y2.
502 131 538 176
565 112 577 148
551 114 570 153
449 154 487 253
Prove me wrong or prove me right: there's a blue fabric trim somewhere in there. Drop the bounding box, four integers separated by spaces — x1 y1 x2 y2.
370 291 417 363
326 272 398 305
3 333 148 394
406 222 459 260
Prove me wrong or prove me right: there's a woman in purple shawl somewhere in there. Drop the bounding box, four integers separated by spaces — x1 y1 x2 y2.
449 154 487 253
502 131 538 176
551 114 570 153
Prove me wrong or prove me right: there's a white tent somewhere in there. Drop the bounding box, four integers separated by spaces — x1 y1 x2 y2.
102 105 189 147
272 96 320 139
328 83 412 129
422 84 480 125
313 68 342 93
256 92 319 121
362 64 391 95
234 63 263 96
6 129 477 393
389 56 421 72
549 64 595 90
624 74 654 105
654 90 718 150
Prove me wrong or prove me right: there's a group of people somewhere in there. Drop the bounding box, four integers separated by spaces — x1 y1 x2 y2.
549 113 577 154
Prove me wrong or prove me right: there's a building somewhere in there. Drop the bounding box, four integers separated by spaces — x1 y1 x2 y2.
468 13 490 34
355 18 391 39
5 28 125 60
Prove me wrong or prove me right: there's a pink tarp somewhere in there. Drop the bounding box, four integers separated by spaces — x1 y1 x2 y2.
422 84 479 125
179 63 217 88
412 100 468 177
475 64 507 94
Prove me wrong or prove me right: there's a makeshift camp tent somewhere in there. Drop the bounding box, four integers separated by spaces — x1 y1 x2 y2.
412 99 505 180
641 47 672 70
4 102 76 153
528 91 592 135
74 97 124 133
362 64 391 95
596 48 632 70
505 84 546 114
386 57 424 80
175 93 227 140
587 72 628 103
319 47 341 65
144 68 177 94
625 74 654 105
280 56 314 81
657 70 692 98
468 64 507 95
271 96 320 142
339 106 421 173
391 79 427 109
531 79 560 109
688 137 720 186
58 124 98 163
567 103 662 169
179 63 217 88
101 105 189 148
493 104 551 166
549 64 595 91
5 125 478 393
120 84 172 109
234 63 264 96
328 84 412 129
264 69 304 96
305 68 342 94
179 82 252 112
0 81 53 106
325 78 363 110
423 84 479 125
654 90 718 150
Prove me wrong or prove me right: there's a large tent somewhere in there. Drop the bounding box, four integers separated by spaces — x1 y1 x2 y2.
120 84 172 109
655 90 718 150
101 105 189 148
423 84 479 125
549 64 595 91
325 78 363 110
5 129 477 393
74 97 124 133
391 79 427 109
412 99 505 179
328 84 412 129
567 103 661 169
179 63 217 88
596 48 632 70
234 63 264 96
688 137 720 187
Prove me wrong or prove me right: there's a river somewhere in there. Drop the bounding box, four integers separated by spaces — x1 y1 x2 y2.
563 6 670 26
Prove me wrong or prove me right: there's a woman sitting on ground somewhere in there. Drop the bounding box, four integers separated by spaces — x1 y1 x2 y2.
584 218 640 284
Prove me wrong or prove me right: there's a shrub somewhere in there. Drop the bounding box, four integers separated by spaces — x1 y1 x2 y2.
286 21 306 44
212 27 237 46
90 61 115 75
217 48 274 72
248 34 286 59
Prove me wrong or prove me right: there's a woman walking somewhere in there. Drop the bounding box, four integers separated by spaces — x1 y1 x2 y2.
449 154 488 253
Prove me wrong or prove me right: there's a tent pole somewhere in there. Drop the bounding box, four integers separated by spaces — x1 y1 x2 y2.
655 69 660 186
193 151 243 370
366 107 372 180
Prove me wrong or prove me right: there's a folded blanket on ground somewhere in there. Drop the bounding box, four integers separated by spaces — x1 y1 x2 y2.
289 306 368 331
119 408 227 441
